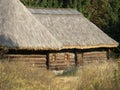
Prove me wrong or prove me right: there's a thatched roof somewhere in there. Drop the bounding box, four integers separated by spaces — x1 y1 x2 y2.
29 8 81 15
29 8 119 49
0 0 62 50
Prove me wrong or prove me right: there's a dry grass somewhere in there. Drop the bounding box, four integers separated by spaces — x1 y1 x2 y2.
0 60 120 90
76 61 119 90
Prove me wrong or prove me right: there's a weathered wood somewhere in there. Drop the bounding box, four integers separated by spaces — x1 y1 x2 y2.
77 53 83 64
49 52 75 68
50 63 67 66
83 51 106 57
84 57 107 59
3 54 47 68
77 51 107 64
49 64 75 70
4 54 46 58
50 62 75 66
29 64 47 68
83 51 106 54
84 54 106 57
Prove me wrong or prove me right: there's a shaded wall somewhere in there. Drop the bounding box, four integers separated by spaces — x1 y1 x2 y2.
2 48 109 70
3 49 47 68
48 52 75 70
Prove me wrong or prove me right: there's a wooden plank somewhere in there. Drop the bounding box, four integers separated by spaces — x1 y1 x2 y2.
9 58 46 61
83 52 106 55
49 59 65 62
50 63 67 66
84 51 106 54
84 55 107 58
50 62 75 66
83 60 106 63
83 59 107 62
4 54 46 58
69 59 75 61
49 65 75 70
49 60 75 63
49 58 64 61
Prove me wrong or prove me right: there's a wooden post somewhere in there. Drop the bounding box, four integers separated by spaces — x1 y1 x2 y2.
107 49 111 60
81 52 84 65
46 53 49 69
75 52 78 66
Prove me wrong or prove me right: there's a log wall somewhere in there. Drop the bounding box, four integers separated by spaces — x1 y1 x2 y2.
2 49 108 70
49 52 75 70
3 54 47 68
77 51 107 64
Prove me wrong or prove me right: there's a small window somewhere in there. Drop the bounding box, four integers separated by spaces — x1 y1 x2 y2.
52 54 56 61
64 54 69 61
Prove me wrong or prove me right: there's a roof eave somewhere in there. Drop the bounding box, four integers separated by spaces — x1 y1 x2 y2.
63 44 119 49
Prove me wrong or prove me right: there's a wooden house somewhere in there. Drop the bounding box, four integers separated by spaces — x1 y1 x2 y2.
29 8 119 70
0 0 62 68
0 0 118 70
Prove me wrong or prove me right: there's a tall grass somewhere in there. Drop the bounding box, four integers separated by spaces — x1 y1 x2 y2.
0 60 120 90
76 61 119 90
0 61 55 90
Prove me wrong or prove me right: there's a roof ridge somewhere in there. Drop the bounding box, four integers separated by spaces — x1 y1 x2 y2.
28 8 81 15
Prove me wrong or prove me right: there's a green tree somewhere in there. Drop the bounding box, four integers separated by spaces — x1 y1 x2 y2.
48 0 53 8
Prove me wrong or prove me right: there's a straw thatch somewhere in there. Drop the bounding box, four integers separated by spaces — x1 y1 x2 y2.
29 8 119 49
0 0 62 50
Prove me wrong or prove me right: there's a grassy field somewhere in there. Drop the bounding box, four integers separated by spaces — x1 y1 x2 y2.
0 60 120 90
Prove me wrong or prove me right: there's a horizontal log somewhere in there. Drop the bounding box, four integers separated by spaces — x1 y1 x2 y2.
49 58 64 61
83 57 107 59
50 62 75 66
9 58 46 61
49 65 75 70
77 56 82 58
83 55 107 58
49 59 75 63
83 60 106 63
9 61 46 66
50 58 74 61
49 53 74 57
49 54 74 57
4 54 46 58
68 59 75 61
83 54 107 56
50 61 65 63
83 51 106 54
77 59 82 61
83 58 107 61
77 54 82 56
83 53 106 57
49 59 65 62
